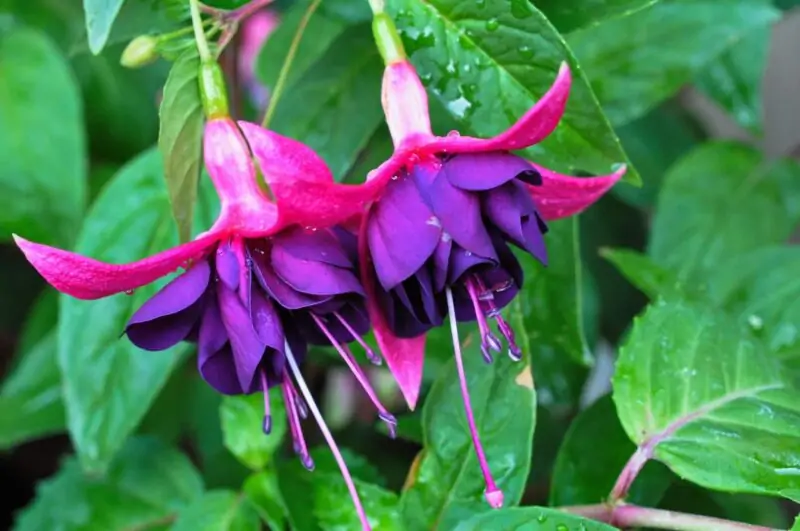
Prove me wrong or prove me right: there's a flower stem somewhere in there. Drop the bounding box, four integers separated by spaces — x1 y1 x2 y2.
261 0 321 128
189 0 212 61
559 504 782 531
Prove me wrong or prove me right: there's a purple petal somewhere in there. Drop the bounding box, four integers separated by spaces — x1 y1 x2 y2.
442 152 537 191
271 245 364 297
412 168 496 261
432 236 452 292
215 241 240 291
484 182 548 264
272 227 352 268
367 174 441 291
126 261 211 351
217 281 268 392
448 244 494 284
198 296 241 395
250 287 285 350
251 250 330 310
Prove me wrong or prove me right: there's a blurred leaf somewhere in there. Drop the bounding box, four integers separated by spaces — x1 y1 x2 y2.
601 248 683 300
569 0 780 125
255 0 347 90
220 390 287 471
793 515 800 530
614 300 800 502
57 149 214 472
319 0 372 22
83 0 125 54
454 507 617 530
391 0 639 184
613 103 705 208
711 492 791 529
277 448 402 531
710 246 800 364
649 142 800 283
171 491 260 531
270 24 383 179
400 331 536 530
378 412 423 444
0 28 86 247
14 437 203 531
341 126 394 185
16 290 59 357
243 472 287 531
777 0 800 8
0 332 65 449
694 27 770 135
550 395 673 506
534 0 659 32
159 50 203 243
203 0 250 8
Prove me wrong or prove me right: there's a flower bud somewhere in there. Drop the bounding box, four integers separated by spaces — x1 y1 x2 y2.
120 35 159 68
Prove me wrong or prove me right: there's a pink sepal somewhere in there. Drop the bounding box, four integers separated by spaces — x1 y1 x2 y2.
531 163 626 220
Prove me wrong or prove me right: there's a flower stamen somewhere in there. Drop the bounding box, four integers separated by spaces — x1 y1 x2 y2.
284 342 372 530
466 278 502 364
334 311 382 366
474 277 522 361
311 314 397 438
282 372 313 470
445 287 504 509
260 369 272 434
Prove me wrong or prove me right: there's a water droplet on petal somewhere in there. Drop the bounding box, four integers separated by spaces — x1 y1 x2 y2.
447 130 461 137
124 289 135 295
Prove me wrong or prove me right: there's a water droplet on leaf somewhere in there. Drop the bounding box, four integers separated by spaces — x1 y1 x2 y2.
485 18 500 31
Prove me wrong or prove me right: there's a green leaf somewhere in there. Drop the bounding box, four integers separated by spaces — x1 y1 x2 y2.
159 50 203 243
57 149 211 472
400 331 536 530
550 395 673 506
453 506 617 531
614 300 800 502
391 0 638 184
694 27 770 135
16 289 59 360
0 28 86 247
568 0 780 125
649 142 800 283
13 437 203 531
220 390 287 471
243 472 287 531
0 332 65 449
793 515 800 531
270 24 383 179
171 491 260 531
277 448 402 531
83 0 125 54
601 248 683 300
710 246 800 364
255 0 347 91
534 0 659 32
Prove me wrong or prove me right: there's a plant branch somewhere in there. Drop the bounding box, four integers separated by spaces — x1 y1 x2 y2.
609 444 652 501
367 0 386 14
559 504 782 531
261 0 322 128
189 0 212 61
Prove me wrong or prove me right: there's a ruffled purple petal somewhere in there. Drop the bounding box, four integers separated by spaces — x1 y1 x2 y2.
366 174 441 290
126 261 211 351
271 244 364 297
252 250 330 309
272 227 353 268
217 281 268 393
484 181 548 264
215 241 240 291
432 236 452 292
250 287 285 351
448 244 494 284
412 167 496 261
198 295 241 395
442 152 539 191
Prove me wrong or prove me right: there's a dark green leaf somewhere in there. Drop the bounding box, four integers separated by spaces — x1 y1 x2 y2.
377 411 423 444
159 50 203 243
203 0 250 8
400 330 536 530
550 395 673 506
277 448 402 531
614 300 800 502
16 290 59 359
568 0 780 125
270 24 383 179
792 515 800 530
694 27 770 134
710 246 800 364
534 0 658 32
255 0 347 90
83 0 125 54
649 142 800 283
613 102 705 208
391 0 639 184
57 149 212 472
171 491 260 531
0 333 65 449
453 506 617 531
13 437 203 531
243 472 287 531
0 28 86 247
601 248 683 300
220 390 287 471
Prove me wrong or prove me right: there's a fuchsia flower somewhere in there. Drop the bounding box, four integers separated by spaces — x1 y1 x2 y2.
15 116 389 529
357 59 625 507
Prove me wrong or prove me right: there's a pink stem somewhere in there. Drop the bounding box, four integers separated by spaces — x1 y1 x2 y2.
609 445 651 502
445 288 503 509
560 504 781 531
284 343 372 530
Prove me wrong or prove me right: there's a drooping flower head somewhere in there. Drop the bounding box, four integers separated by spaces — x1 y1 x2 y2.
14 59 388 530
360 17 625 508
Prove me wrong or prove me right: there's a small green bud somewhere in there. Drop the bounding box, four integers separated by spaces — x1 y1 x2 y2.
199 61 229 119
120 35 159 68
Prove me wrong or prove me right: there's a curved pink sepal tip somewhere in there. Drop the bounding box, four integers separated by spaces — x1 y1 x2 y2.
14 233 219 300
371 313 425 410
531 163 626 220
